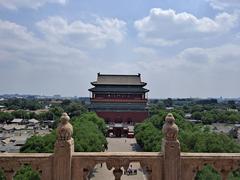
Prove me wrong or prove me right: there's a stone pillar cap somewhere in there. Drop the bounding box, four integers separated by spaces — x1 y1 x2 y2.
60 113 70 124
57 112 73 141
163 113 179 141
165 113 175 124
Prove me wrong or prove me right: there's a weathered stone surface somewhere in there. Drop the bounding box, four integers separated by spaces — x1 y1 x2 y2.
162 113 179 141
56 113 73 141
53 113 74 180
0 154 52 180
162 113 181 180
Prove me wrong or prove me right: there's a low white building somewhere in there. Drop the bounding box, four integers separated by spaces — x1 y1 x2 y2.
2 124 15 131
185 113 192 119
28 118 39 124
11 118 23 124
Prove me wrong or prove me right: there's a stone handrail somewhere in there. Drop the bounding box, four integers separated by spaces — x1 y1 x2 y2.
72 152 163 180
181 153 240 180
1 152 240 180
1 112 240 180
0 153 52 180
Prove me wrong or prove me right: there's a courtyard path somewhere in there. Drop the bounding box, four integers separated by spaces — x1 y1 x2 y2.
90 137 145 180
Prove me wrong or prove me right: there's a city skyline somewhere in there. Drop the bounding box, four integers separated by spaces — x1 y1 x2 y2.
0 0 240 98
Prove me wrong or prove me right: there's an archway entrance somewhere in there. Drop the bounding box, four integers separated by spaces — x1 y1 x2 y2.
107 124 129 137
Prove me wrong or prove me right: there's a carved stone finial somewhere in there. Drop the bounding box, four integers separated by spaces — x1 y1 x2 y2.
162 113 179 141
56 113 73 141
61 112 70 124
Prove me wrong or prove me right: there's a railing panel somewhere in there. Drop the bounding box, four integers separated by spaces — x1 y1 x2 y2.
72 152 163 180
0 153 53 180
181 153 240 180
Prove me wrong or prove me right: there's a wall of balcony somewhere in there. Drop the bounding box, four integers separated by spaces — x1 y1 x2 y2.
0 113 240 180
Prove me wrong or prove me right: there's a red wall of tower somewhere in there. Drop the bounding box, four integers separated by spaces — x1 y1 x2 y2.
96 111 148 124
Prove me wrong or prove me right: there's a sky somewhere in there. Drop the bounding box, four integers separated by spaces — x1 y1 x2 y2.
0 0 240 98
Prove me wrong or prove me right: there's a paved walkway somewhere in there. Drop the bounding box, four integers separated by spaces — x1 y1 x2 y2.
106 137 142 152
90 138 145 180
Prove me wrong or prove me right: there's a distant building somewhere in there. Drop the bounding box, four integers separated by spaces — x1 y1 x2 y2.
11 118 23 124
185 113 192 119
53 94 61 99
166 107 174 110
227 108 238 112
89 73 149 125
28 119 39 124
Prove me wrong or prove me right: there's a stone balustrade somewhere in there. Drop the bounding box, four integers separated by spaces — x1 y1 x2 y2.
72 152 163 180
0 153 52 180
0 112 240 180
181 153 240 180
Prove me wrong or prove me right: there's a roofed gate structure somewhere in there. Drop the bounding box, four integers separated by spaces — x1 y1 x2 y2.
89 73 149 125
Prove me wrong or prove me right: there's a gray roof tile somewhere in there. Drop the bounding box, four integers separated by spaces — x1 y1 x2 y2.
92 73 146 85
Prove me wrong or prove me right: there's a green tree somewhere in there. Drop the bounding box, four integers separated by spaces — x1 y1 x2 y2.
190 105 204 113
3 99 43 110
195 165 221 180
0 112 14 123
14 166 40 180
134 110 240 179
74 112 106 135
135 122 162 151
64 102 87 117
192 112 202 120
20 132 56 153
163 98 173 107
49 106 64 117
228 100 236 109
49 106 64 128
0 169 6 180
11 110 30 119
21 112 107 153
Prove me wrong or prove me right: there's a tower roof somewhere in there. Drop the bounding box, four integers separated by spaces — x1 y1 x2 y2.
91 73 147 86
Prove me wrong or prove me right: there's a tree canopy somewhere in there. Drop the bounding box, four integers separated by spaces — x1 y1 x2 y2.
20 112 107 153
134 109 240 179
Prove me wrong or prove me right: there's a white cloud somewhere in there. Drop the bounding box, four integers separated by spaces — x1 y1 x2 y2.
133 44 240 71
208 0 240 10
179 44 240 67
0 17 128 96
0 18 96 96
0 10 240 97
141 37 180 47
0 0 66 10
129 43 240 98
178 48 210 65
133 47 156 56
134 8 238 46
0 19 87 65
0 19 34 49
36 16 126 49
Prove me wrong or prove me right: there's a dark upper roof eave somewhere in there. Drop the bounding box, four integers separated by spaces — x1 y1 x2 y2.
91 82 147 86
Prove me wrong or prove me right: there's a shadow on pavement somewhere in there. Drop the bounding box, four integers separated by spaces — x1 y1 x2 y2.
130 143 142 152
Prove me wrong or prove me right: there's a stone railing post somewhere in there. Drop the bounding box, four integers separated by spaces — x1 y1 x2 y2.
4 170 14 180
53 113 74 180
113 168 123 180
162 113 181 180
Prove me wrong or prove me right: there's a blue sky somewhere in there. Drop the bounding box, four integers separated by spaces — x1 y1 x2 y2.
0 0 240 98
